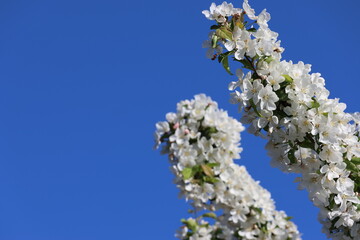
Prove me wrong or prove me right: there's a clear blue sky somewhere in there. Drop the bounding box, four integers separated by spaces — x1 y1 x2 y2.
0 0 359 239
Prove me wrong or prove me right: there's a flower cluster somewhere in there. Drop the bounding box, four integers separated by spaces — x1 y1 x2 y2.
203 1 360 239
155 94 301 240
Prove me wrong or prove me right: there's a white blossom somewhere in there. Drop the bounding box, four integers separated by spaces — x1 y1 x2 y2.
156 94 301 240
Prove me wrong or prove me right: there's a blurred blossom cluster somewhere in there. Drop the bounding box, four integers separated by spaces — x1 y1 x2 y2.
155 94 301 240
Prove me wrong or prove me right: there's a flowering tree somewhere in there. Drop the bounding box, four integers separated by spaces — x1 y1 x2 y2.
155 94 301 239
154 1 360 239
202 1 360 239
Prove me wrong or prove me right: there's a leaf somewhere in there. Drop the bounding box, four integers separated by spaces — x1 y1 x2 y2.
202 176 219 183
298 135 315 149
298 140 313 149
237 59 254 71
182 167 194 180
309 97 320 109
189 138 197 144
202 212 217 219
345 160 359 173
275 88 288 101
201 164 214 177
328 194 336 210
221 55 233 75
218 51 234 75
252 207 262 214
259 223 268 233
282 74 293 84
216 27 233 41
218 51 233 63
285 216 293 221
287 148 297 164
351 157 360 165
202 126 218 139
211 34 219 49
206 162 220 168
264 56 274 63
181 219 197 232
247 27 257 32
357 204 360 211
310 101 320 109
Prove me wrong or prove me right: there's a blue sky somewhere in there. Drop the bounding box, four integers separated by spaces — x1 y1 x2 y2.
0 0 359 239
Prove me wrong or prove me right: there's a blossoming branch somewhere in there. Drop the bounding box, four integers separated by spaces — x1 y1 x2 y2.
202 1 360 239
155 94 301 239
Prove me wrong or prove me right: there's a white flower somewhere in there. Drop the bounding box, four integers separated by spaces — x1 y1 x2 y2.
257 85 279 111
320 162 346 181
334 194 360 212
202 2 241 23
319 145 344 163
242 0 256 20
242 78 263 102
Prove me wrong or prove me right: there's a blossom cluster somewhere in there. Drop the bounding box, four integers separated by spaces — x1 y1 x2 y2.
203 1 360 239
155 94 301 240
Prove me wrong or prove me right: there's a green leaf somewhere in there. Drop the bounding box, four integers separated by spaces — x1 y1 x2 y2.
298 135 315 149
221 55 233 75
247 27 257 32
357 204 360 211
252 207 262 214
351 157 360 165
259 223 268 233
287 148 297 164
264 56 274 63
310 97 320 109
218 51 233 62
202 212 217 219
202 126 218 139
282 74 293 84
215 27 233 41
285 216 293 221
182 167 194 180
189 138 197 144
344 160 359 173
310 100 320 109
237 59 253 71
207 127 218 134
218 51 234 75
253 54 260 61
328 194 336 210
202 176 219 183
206 162 220 168
181 219 197 232
211 35 219 49
298 141 312 149
275 88 288 101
